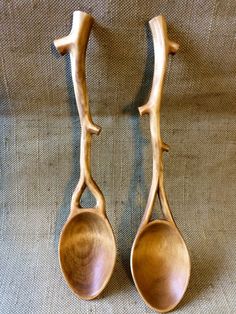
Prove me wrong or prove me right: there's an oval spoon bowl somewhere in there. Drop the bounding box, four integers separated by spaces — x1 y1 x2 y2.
59 211 116 300
131 220 190 312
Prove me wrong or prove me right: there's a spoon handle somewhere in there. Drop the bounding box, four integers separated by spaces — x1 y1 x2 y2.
139 16 179 227
54 11 105 216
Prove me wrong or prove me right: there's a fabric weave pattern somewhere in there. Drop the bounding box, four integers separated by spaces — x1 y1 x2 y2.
0 1 236 313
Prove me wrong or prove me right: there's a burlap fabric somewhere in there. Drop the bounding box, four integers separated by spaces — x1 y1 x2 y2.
1 0 236 313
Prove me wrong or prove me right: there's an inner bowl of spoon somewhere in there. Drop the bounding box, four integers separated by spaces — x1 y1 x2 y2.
59 211 116 300
131 220 190 312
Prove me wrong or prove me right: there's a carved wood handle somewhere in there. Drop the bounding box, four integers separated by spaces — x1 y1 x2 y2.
54 11 105 215
139 16 179 227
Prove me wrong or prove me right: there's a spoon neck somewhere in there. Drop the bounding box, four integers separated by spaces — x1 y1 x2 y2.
138 16 178 227
79 126 92 179
54 11 105 215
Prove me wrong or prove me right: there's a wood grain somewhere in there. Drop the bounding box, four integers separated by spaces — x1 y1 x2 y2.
54 11 116 300
130 16 191 313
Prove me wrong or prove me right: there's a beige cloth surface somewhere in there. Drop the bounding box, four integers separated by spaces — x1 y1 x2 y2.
1 0 236 313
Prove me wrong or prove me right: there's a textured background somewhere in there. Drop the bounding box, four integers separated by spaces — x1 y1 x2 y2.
1 0 236 313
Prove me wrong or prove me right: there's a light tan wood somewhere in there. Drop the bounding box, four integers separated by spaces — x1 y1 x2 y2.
54 11 116 300
130 16 191 313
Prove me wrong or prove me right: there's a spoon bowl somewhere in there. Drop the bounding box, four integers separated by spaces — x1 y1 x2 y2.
131 220 190 312
59 211 116 299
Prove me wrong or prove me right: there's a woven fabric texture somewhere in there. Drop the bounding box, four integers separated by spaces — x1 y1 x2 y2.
1 0 236 313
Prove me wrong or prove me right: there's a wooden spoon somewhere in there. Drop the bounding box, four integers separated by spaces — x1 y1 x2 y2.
130 16 191 313
54 11 116 300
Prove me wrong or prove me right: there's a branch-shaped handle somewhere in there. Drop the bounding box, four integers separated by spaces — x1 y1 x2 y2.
54 11 105 215
139 16 179 227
